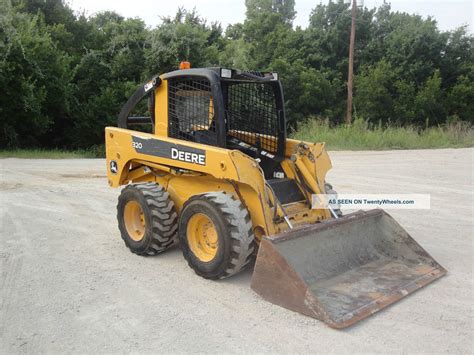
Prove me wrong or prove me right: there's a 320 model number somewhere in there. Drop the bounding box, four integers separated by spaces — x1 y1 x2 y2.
131 137 206 166
132 141 143 149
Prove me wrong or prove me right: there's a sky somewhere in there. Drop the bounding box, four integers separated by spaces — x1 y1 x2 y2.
67 0 473 33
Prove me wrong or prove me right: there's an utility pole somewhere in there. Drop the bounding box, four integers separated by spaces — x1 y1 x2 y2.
345 0 357 125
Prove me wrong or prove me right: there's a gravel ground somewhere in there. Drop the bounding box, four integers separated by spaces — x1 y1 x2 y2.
1 148 472 353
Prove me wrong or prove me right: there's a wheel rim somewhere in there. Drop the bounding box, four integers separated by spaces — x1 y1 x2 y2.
124 200 146 241
187 213 218 262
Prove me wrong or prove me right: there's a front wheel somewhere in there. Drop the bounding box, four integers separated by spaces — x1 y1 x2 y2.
179 192 255 280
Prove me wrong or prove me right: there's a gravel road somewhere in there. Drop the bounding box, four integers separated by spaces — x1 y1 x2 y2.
1 149 472 353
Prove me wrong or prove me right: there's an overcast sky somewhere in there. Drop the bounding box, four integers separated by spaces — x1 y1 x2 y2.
67 0 472 33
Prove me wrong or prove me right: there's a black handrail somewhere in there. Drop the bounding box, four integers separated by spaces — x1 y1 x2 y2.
117 75 161 129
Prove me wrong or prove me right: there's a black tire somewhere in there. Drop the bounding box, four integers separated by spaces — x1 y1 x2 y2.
325 182 343 217
117 183 177 256
179 192 255 280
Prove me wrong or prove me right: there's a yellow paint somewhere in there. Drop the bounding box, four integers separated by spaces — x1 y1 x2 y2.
187 213 218 262
105 78 335 242
154 77 168 137
208 97 214 124
123 200 145 241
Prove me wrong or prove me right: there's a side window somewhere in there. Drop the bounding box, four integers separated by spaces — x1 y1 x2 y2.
126 93 154 133
168 77 216 144
224 82 279 153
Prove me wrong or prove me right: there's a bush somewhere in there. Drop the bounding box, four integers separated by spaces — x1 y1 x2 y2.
291 117 473 150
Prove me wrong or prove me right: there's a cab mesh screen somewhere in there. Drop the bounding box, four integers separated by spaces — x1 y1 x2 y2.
168 78 215 143
224 82 278 153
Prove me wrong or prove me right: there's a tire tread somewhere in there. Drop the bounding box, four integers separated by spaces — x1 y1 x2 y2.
117 183 178 256
181 192 255 280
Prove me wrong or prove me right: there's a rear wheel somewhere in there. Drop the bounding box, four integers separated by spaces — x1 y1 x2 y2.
179 192 255 279
117 183 177 256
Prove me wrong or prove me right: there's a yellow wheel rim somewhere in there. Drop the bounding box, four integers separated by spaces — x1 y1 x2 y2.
124 200 146 242
187 213 219 262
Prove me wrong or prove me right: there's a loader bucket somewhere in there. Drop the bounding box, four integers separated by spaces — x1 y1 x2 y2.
251 209 446 328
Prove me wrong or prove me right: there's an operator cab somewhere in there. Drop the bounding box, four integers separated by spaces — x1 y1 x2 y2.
163 67 287 180
117 66 303 204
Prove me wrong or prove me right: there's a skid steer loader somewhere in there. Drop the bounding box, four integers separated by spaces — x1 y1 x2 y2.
105 64 446 328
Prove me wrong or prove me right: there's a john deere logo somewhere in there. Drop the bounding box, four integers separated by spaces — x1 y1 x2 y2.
110 160 118 174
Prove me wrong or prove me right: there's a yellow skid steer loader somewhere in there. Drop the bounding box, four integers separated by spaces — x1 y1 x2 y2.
105 65 446 328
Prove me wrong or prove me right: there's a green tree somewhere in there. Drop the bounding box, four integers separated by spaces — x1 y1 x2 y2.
1 0 472 150
414 70 444 125
144 8 220 75
243 0 295 68
446 68 474 123
68 13 148 147
0 2 71 147
354 60 396 124
392 79 416 124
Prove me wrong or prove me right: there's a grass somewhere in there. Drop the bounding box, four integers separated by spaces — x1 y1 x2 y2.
0 148 102 159
291 118 474 150
1 121 472 158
